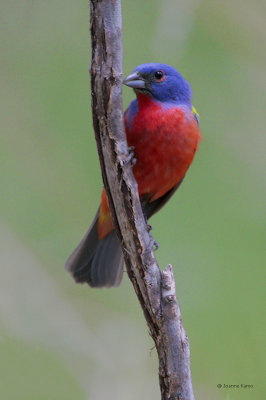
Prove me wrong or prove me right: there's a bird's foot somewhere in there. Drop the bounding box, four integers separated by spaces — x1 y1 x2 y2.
152 239 159 251
124 146 136 167
147 233 159 252
147 223 159 250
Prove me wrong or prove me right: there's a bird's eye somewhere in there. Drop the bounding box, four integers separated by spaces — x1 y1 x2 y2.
154 70 165 81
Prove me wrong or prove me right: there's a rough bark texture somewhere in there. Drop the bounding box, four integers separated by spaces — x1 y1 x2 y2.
90 1 195 399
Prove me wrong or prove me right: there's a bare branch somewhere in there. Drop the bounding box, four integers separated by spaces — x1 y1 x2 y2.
90 1 195 398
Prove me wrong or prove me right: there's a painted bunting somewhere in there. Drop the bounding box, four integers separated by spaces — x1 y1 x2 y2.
66 63 201 288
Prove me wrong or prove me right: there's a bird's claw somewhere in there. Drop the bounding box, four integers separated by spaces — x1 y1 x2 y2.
146 234 159 252
124 146 136 167
152 239 159 251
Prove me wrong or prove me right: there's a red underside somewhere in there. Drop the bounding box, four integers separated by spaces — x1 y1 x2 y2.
98 94 201 239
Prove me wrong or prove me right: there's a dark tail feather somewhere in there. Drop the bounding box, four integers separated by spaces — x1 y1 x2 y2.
65 210 123 288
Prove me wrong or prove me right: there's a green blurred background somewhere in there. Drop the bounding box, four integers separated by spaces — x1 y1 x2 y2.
0 0 265 399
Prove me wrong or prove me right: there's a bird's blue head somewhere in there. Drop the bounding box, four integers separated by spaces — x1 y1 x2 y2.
123 63 192 106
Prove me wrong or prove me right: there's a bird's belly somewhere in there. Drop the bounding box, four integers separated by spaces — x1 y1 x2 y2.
128 118 199 201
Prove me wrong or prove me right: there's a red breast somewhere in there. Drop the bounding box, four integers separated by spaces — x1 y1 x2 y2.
126 94 201 201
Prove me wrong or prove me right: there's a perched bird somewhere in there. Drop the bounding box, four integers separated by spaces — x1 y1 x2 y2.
66 63 201 288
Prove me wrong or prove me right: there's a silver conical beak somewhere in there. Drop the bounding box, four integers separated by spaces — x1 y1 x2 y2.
123 72 146 89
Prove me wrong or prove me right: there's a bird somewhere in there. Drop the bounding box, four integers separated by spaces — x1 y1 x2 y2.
66 63 202 288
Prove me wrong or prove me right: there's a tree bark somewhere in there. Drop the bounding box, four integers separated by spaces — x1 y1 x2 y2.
90 1 195 399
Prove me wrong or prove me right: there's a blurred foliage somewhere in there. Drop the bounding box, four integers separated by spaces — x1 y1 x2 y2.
0 0 265 399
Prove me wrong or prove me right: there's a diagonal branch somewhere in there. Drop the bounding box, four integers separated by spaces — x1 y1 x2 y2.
90 1 195 399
